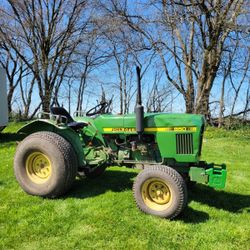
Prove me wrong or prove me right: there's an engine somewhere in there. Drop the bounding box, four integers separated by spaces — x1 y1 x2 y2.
103 134 161 165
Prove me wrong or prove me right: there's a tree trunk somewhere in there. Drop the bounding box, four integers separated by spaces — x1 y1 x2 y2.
195 90 210 117
218 72 226 128
68 83 71 115
42 89 51 113
120 80 123 114
185 92 194 114
7 87 14 114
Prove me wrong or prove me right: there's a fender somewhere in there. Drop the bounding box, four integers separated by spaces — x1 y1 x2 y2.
18 120 84 166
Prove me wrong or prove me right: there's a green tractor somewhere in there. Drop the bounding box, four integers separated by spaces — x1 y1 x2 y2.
14 67 227 219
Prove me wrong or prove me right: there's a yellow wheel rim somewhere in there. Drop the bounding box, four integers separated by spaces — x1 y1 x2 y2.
26 152 52 184
141 178 172 211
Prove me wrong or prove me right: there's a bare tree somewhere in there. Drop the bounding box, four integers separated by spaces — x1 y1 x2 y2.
160 0 247 118
109 43 135 114
146 70 174 113
19 73 38 119
210 39 250 126
229 51 250 118
243 83 250 120
101 0 248 119
74 34 110 113
218 44 237 127
0 0 90 112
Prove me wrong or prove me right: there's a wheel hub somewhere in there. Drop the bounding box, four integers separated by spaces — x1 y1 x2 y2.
141 178 172 211
26 152 52 183
148 180 171 204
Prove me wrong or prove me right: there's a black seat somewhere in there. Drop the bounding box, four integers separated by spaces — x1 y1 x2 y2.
50 107 88 130
67 121 88 130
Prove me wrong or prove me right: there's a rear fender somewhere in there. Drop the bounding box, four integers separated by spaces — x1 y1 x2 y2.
18 120 84 166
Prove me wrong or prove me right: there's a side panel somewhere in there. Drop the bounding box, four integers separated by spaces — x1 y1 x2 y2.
94 114 125 134
123 113 203 163
0 68 8 130
18 120 84 166
154 128 201 163
77 113 204 164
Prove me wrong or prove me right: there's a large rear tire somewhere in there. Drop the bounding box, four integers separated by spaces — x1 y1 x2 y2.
133 165 187 219
14 131 78 198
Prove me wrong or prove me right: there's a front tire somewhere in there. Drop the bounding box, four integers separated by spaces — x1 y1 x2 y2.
133 165 187 219
14 132 78 198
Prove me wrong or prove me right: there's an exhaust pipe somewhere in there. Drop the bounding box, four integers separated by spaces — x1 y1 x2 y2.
135 66 144 140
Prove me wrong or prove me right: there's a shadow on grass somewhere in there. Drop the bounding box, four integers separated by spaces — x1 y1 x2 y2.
68 169 210 223
0 132 25 143
68 169 250 223
189 184 250 213
177 207 209 223
68 170 136 199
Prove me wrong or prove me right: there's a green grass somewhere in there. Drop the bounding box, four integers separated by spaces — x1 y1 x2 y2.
0 123 249 250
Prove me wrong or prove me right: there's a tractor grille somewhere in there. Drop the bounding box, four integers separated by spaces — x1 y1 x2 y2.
176 133 193 154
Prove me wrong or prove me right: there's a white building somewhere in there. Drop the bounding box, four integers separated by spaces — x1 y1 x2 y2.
0 68 8 131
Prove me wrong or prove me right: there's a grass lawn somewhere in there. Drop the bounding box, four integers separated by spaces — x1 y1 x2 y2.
0 123 249 250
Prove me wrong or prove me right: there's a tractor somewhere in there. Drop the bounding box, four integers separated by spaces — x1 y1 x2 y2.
14 67 227 219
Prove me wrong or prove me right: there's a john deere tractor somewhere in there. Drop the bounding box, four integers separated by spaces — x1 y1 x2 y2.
14 67 227 219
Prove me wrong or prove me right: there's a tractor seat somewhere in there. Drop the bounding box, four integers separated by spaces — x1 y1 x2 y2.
50 107 88 130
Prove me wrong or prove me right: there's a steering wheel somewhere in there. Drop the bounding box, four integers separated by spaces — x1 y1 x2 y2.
86 102 109 116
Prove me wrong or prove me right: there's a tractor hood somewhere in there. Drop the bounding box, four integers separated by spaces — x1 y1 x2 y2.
91 113 205 133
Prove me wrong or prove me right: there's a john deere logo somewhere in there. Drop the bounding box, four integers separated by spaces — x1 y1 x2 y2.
103 127 197 133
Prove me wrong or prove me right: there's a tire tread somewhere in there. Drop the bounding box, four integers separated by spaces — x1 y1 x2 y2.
14 131 77 198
